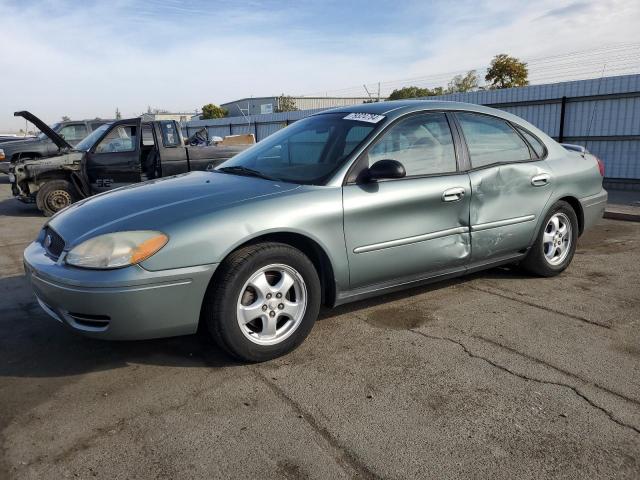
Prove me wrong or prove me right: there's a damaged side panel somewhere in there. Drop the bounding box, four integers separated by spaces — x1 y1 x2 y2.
468 162 554 260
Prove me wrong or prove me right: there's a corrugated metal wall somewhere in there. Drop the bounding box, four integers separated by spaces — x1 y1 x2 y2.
187 74 640 182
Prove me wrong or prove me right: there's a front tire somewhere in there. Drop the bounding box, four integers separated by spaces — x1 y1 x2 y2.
36 180 77 216
203 242 321 362
521 200 578 277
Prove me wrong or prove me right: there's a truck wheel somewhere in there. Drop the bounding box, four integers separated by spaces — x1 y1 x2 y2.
202 242 321 362
521 201 578 277
36 180 77 216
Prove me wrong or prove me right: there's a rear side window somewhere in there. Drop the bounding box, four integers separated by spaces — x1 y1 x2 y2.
367 113 457 176
516 127 546 158
58 124 88 142
160 121 180 147
457 112 531 168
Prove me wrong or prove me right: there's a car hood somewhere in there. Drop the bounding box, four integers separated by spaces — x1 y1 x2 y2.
48 171 300 245
14 111 71 150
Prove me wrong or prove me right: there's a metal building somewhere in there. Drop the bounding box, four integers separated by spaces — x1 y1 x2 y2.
187 74 640 188
217 96 376 117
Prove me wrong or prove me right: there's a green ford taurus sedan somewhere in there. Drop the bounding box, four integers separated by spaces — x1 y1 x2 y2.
24 101 607 361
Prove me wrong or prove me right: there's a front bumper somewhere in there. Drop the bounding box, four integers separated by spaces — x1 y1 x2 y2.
580 189 608 232
23 241 218 340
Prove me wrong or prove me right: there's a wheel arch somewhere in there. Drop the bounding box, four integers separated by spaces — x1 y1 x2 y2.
12 152 41 161
557 195 584 235
213 231 337 308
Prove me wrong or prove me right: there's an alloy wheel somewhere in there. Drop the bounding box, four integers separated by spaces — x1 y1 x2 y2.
236 264 307 346
543 212 572 266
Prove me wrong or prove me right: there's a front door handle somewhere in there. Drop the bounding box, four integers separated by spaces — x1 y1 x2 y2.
442 187 466 202
531 173 551 186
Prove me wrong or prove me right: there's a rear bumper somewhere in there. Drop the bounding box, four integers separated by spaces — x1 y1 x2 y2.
580 189 607 232
23 241 218 340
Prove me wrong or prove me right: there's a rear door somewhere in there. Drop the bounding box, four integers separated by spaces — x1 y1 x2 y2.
343 112 471 289
454 112 554 263
85 118 142 193
155 121 190 176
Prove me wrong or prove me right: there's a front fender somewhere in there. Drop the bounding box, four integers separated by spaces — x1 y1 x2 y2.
139 186 349 292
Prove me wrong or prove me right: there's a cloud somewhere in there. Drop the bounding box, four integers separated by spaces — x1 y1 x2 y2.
0 0 638 130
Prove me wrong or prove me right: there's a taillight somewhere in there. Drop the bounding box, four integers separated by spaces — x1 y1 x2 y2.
595 157 605 177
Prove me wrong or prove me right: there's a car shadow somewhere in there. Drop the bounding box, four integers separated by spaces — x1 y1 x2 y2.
0 265 528 379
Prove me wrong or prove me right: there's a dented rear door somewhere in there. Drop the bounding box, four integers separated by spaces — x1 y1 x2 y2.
455 112 554 262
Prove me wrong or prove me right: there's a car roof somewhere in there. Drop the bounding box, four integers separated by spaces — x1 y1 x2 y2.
317 100 518 121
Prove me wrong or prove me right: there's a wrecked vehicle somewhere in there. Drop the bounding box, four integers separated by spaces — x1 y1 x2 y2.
10 117 253 216
23 101 606 362
0 111 111 174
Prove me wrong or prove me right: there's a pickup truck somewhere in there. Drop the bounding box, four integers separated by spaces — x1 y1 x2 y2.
9 117 253 216
0 111 112 174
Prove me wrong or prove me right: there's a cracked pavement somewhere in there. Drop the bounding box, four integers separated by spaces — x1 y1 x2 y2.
1 177 639 479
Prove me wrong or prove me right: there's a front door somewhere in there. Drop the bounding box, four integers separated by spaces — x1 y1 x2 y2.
86 118 142 193
454 112 554 262
343 112 471 290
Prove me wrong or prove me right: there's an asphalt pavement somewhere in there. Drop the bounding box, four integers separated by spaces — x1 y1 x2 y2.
1 177 638 479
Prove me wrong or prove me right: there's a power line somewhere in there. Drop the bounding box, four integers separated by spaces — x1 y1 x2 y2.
303 43 640 97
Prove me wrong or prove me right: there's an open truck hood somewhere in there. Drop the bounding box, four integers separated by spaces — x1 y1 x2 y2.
14 111 72 150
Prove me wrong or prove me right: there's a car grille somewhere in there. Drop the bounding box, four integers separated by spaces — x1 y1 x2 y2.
43 227 65 259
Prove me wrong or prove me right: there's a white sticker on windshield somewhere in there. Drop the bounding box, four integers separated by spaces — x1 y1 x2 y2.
343 113 385 123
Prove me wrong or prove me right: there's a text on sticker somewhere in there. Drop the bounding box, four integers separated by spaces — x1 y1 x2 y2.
343 113 385 123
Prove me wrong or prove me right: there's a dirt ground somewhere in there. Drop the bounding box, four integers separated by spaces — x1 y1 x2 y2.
0 176 638 479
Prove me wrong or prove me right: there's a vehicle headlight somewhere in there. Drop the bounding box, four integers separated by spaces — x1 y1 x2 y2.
66 231 168 269
0 149 5 160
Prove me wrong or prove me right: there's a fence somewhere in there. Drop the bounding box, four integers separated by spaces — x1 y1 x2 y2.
186 74 640 188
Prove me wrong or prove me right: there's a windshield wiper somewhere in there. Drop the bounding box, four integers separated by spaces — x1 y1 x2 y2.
217 166 279 181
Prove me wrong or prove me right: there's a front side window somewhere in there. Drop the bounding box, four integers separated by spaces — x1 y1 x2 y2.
218 113 376 184
58 124 88 142
457 112 532 168
95 125 137 153
366 113 457 176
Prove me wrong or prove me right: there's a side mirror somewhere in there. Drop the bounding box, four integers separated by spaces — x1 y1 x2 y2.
366 159 406 181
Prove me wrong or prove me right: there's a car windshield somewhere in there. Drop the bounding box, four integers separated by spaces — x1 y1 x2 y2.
217 113 380 184
74 124 111 151
36 123 61 140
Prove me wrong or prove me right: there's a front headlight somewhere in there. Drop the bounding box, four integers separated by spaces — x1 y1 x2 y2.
0 149 5 160
66 231 168 269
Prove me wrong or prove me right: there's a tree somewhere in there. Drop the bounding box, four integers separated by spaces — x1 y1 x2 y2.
115 108 122 120
387 86 444 100
485 54 528 89
61 115 70 121
276 95 298 113
201 103 228 119
447 70 479 93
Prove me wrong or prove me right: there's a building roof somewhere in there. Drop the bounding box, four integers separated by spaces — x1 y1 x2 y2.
220 96 373 105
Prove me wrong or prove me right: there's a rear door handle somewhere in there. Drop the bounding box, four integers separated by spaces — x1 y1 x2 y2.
531 173 551 186
442 187 466 202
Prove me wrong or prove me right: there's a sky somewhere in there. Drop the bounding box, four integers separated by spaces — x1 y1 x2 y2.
0 0 639 131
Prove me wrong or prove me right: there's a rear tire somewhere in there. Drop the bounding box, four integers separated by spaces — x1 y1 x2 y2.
521 200 578 277
36 180 77 217
202 242 321 362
